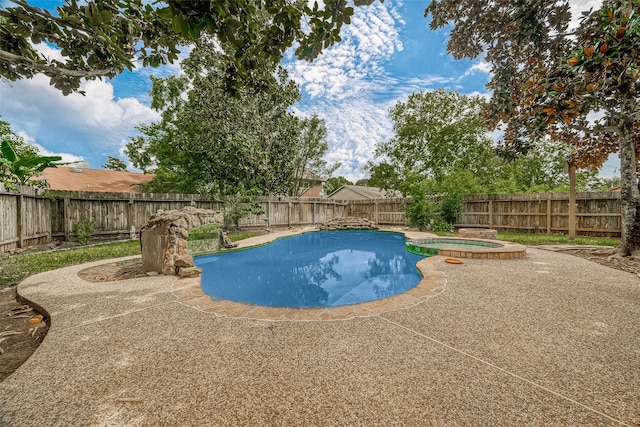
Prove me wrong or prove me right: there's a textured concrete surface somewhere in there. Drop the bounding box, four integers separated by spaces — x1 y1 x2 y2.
1 238 639 426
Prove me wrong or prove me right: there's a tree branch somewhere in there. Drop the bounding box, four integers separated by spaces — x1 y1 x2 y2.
0 49 119 78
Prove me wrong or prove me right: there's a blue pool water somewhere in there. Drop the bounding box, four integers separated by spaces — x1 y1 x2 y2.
195 230 425 308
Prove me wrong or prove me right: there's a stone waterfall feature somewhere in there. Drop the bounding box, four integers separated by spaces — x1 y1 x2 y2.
140 207 224 277
320 217 378 230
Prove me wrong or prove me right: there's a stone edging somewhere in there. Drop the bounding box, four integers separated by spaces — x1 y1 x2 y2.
171 255 447 322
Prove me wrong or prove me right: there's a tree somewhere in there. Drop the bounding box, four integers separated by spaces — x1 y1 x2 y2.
375 89 498 187
125 38 309 197
0 0 371 95
0 118 37 157
490 139 573 194
1 126 61 189
404 181 439 231
364 162 402 192
288 115 336 197
323 176 353 196
426 0 640 255
102 155 127 171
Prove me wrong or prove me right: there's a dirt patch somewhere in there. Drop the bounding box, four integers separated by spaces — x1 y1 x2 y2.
544 246 640 278
0 287 49 382
77 260 148 283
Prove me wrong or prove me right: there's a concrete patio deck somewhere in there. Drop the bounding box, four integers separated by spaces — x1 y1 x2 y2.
1 230 639 426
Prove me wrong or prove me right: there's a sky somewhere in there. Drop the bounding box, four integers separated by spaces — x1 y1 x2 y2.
0 0 616 182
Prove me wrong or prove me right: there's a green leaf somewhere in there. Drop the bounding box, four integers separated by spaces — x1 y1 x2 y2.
101 10 113 22
1 140 18 163
156 7 174 20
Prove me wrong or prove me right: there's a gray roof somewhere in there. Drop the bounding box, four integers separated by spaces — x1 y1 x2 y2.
329 185 402 199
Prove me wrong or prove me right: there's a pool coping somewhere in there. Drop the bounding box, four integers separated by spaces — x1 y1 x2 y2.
171 228 525 321
407 236 527 260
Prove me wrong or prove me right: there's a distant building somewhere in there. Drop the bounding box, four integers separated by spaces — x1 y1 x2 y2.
299 184 325 198
39 166 154 193
297 170 325 198
327 185 403 200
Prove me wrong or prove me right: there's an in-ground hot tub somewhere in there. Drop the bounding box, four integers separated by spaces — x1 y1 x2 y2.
406 237 526 259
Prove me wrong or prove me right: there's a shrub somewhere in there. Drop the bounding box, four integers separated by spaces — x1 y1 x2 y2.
405 183 438 231
73 218 95 245
440 191 463 225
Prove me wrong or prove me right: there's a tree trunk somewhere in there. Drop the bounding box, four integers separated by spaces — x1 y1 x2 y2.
617 84 640 255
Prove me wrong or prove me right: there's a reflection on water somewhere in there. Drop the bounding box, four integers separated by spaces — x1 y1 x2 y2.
196 231 425 308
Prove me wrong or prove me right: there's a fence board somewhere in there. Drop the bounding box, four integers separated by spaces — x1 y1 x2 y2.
0 188 224 253
346 198 409 226
0 184 51 253
456 192 621 237
238 197 346 229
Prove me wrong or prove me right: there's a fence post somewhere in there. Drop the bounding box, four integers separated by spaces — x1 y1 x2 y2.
546 196 552 233
128 193 135 232
63 197 71 241
488 199 493 229
266 199 272 228
312 201 316 225
568 163 576 239
374 199 379 226
17 193 24 248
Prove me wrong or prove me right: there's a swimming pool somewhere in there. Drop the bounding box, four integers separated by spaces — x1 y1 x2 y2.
195 230 425 308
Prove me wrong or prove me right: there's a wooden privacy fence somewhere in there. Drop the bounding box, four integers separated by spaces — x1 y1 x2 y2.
345 198 409 226
238 197 409 229
46 190 223 241
0 184 51 254
0 184 624 254
237 197 348 228
0 188 353 253
0 184 223 254
456 192 622 237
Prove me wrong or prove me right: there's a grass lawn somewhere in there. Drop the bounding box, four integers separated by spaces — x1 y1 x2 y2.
433 231 620 247
0 240 141 287
188 224 262 243
0 230 264 287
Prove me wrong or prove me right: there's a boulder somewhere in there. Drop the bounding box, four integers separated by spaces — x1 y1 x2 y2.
320 217 378 230
140 207 223 275
174 254 195 269
178 267 202 278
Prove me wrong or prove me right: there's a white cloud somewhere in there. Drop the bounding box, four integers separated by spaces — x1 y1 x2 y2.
294 94 397 179
33 43 65 62
0 74 160 168
286 3 407 181
568 0 603 30
287 2 404 101
458 61 492 81
286 2 468 181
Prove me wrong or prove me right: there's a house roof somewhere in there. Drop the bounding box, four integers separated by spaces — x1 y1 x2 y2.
39 167 154 193
299 184 324 198
328 185 403 199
